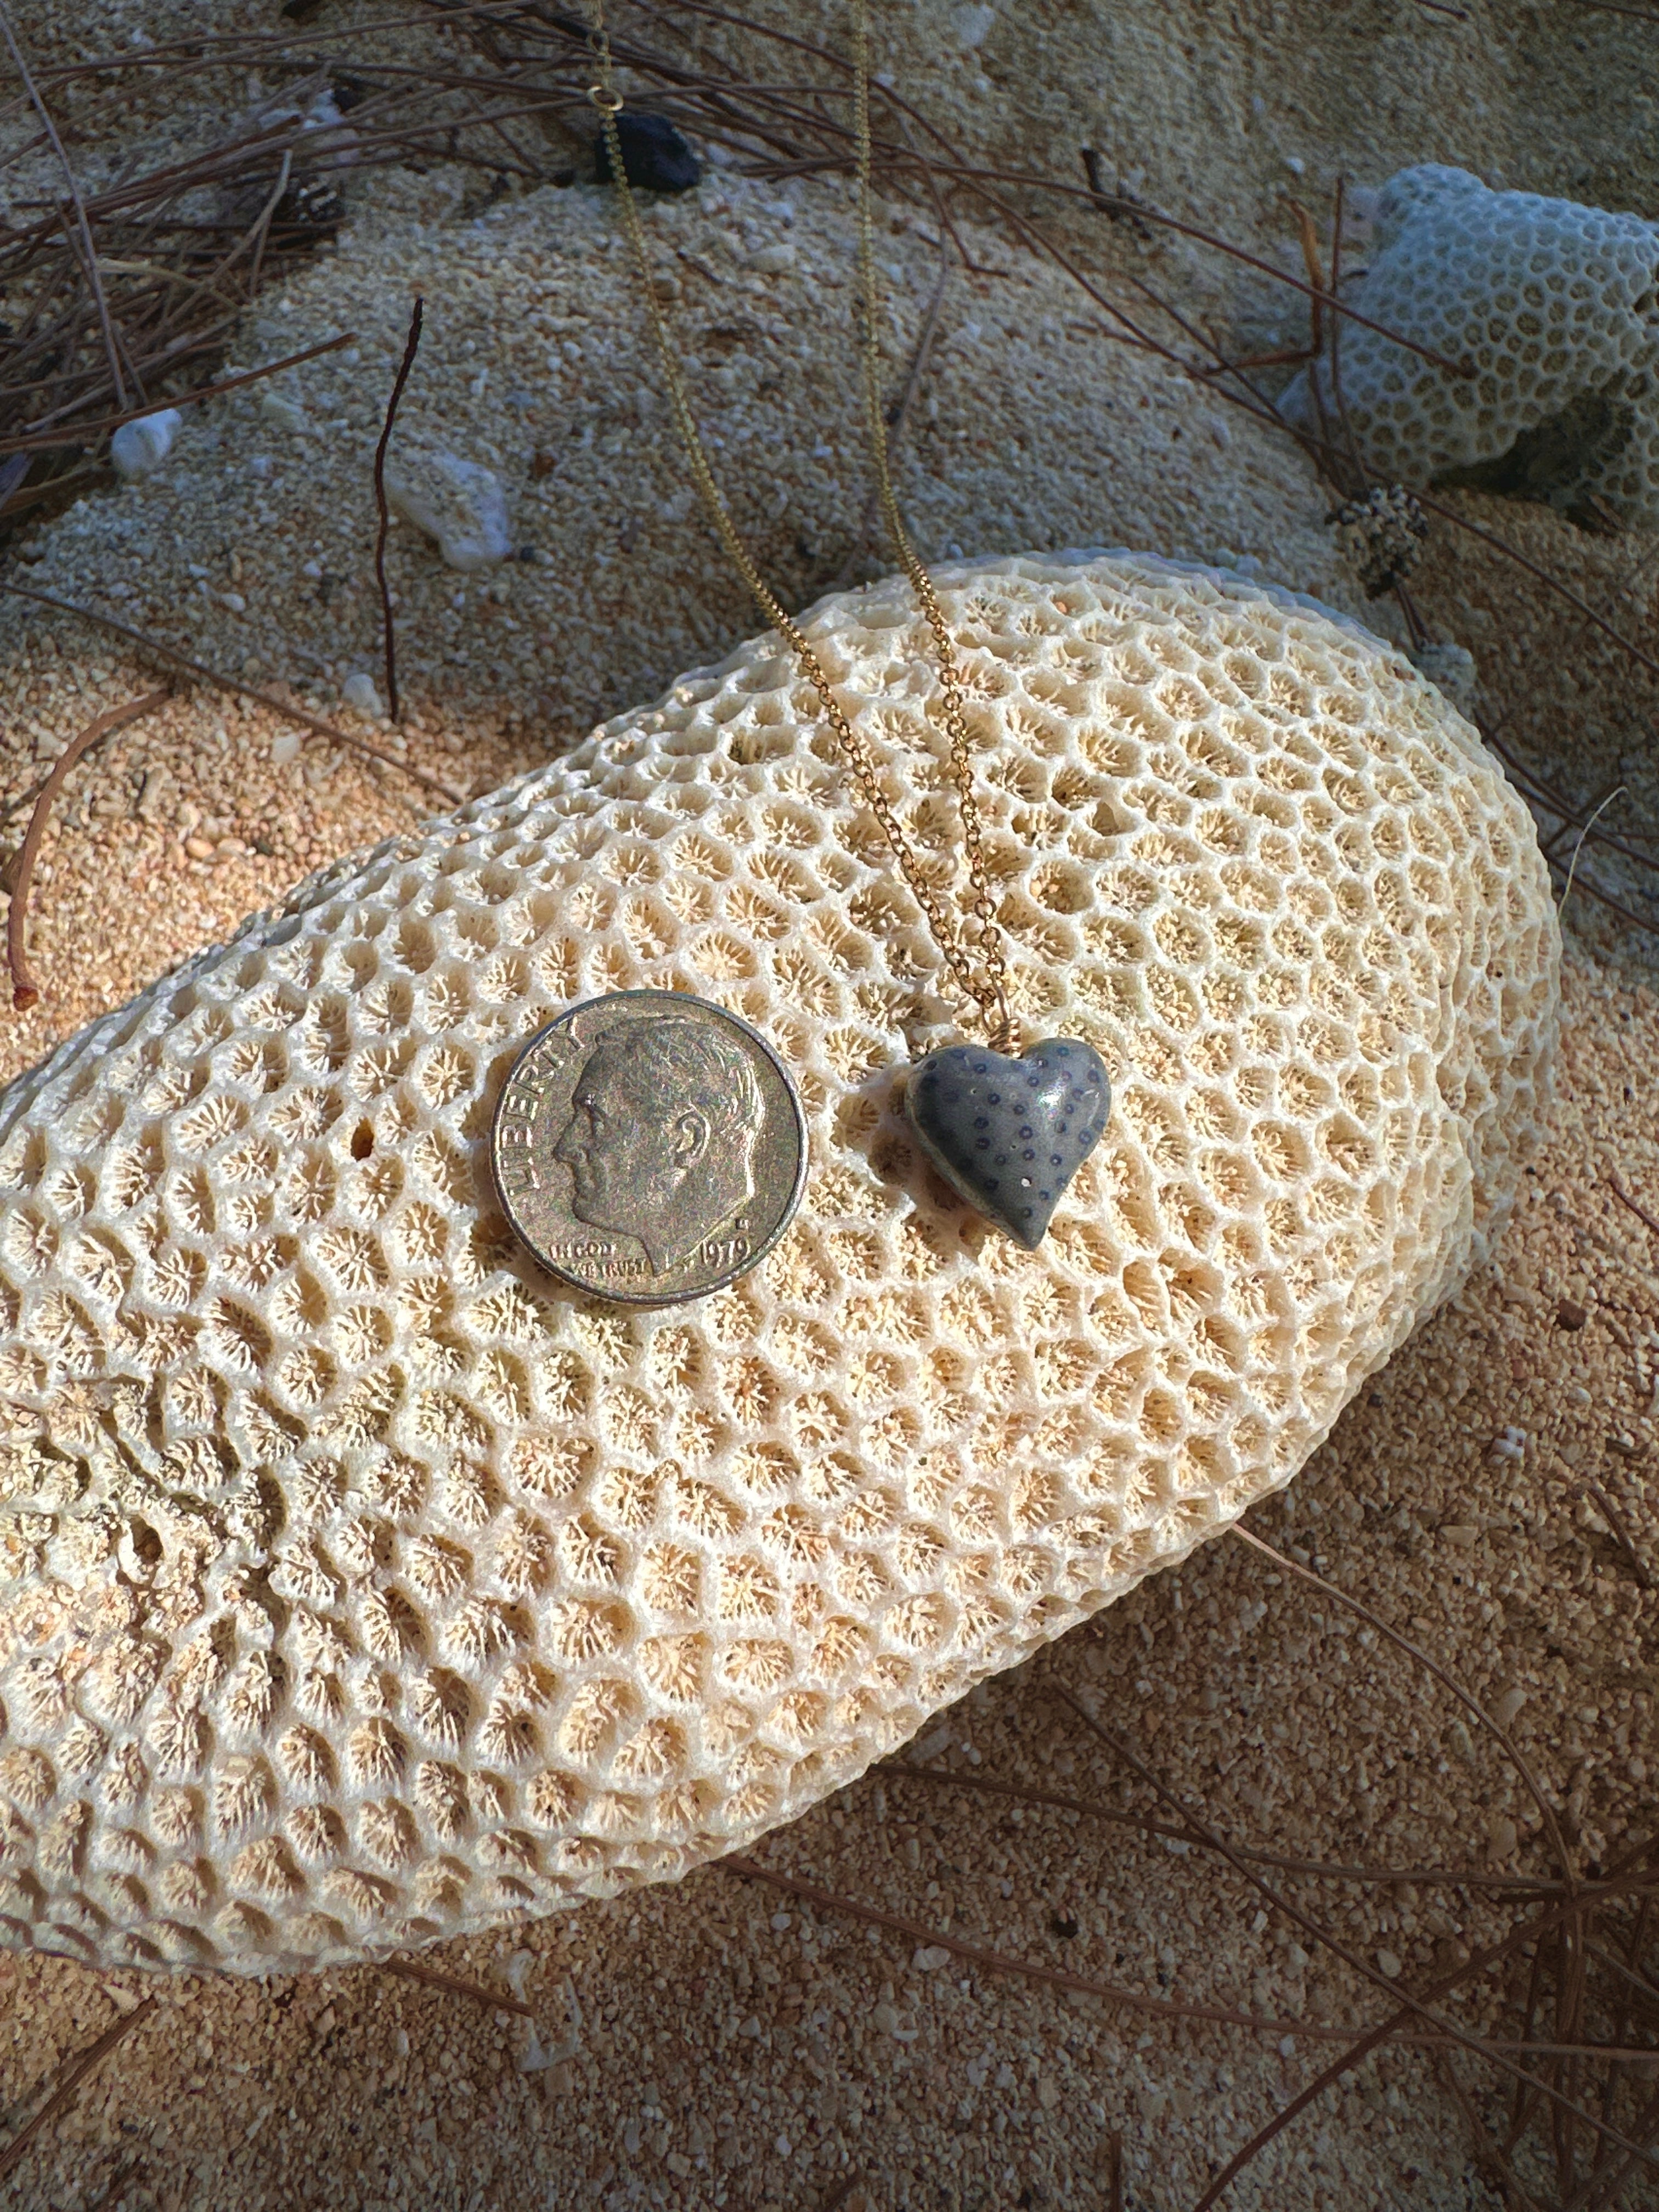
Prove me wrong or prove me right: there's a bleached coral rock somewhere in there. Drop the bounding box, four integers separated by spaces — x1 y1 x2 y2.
1281 166 1659 527
384 447 514 572
0 551 1556 1974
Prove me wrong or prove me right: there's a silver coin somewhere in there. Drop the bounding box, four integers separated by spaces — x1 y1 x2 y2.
489 990 809 1306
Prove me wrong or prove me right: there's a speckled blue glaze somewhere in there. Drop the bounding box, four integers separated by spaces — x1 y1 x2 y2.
903 1037 1111 1250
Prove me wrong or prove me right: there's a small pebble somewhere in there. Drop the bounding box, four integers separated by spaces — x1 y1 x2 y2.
342 672 385 719
259 391 309 434
1492 1687 1528 1730
109 408 182 481
594 111 702 194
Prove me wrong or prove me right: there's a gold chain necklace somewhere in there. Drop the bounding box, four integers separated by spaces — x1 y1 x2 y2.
519 0 1114 1271
585 0 1011 1048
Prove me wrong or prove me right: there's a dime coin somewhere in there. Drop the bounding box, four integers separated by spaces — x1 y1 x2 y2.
490 990 809 1306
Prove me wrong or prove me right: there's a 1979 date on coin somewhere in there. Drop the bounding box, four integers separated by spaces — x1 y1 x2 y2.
490 990 808 1306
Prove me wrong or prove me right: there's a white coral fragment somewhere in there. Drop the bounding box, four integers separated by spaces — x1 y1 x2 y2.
383 447 513 572
109 408 183 482
1282 165 1659 527
0 551 1556 1974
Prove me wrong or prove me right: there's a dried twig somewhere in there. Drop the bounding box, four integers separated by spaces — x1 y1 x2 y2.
0 1 128 412
1562 787 1630 918
884 1759 1572 1895
82 2159 143 2212
1053 1684 1659 2175
0 1996 157 2187
375 295 425 724
724 1848 1646 2063
1555 1457 1654 1593
5 686 171 1011
0 580 465 804
1609 1175 1659 1244
1229 1523 1576 1881
377 1956 537 2018
724 1853 1356 2041
0 332 361 460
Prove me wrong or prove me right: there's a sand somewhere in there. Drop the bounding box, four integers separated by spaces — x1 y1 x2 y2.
3 1 1659 2205
0 164 1368 752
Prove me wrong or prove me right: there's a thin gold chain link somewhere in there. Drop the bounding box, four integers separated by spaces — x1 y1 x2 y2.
583 0 1014 1052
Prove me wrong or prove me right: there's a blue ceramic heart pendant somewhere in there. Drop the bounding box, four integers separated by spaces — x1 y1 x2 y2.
902 1037 1111 1249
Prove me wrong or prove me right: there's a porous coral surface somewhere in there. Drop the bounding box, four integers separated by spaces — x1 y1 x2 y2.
1280 165 1659 527
0 552 1557 1974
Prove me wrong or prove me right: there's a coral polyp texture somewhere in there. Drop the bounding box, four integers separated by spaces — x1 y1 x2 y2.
1281 165 1659 527
0 552 1557 1974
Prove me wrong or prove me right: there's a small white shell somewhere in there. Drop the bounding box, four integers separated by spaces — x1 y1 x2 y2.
258 391 309 436
341 672 385 719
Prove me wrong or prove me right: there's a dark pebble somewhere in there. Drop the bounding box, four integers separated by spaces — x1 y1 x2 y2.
595 113 702 195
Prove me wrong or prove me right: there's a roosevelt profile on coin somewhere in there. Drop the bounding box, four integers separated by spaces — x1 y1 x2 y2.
491 988 808 1304
552 1014 766 1272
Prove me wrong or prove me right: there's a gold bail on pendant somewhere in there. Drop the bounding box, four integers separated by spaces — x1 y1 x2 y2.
986 980 1020 1058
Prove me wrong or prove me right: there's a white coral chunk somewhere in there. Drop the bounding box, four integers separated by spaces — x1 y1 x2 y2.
383 448 513 571
0 550 1558 1974
1281 165 1659 528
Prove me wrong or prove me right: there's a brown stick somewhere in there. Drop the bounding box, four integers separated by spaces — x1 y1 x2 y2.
883 1758 1573 1894
0 580 465 804
1609 1175 1659 1244
1229 1523 1577 1883
0 1 129 413
722 1850 1654 2059
5 687 170 1010
1053 1686 1659 2147
1437 2049 1549 2212
1558 1459 1654 1594
722 1853 1355 2040
1410 492 1659 689
245 147 293 304
1190 1838 1659 2211
377 1955 536 2017
0 1995 156 2186
0 330 358 456
375 295 424 725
